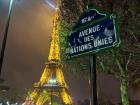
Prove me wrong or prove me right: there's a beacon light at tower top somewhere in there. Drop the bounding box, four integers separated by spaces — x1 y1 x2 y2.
44 0 59 10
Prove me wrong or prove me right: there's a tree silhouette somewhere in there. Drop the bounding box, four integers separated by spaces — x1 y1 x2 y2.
59 0 140 105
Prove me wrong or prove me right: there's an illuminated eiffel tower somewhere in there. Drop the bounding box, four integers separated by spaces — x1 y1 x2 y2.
24 11 73 105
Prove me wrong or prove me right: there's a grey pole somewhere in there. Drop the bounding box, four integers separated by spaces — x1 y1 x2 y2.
0 0 14 75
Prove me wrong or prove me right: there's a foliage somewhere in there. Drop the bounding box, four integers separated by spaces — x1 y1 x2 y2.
97 0 140 88
59 0 91 76
59 0 140 86
52 102 59 105
59 0 140 105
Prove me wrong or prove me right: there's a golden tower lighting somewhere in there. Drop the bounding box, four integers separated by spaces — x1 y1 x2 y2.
24 11 73 105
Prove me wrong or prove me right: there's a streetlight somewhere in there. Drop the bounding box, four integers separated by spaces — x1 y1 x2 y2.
0 0 14 76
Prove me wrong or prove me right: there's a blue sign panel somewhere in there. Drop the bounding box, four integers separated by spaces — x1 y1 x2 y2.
66 18 120 57
66 7 120 58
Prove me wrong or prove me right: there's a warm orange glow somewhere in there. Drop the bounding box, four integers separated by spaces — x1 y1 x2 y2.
24 11 73 105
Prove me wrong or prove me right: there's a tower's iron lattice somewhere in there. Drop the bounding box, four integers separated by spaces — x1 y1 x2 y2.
24 11 73 105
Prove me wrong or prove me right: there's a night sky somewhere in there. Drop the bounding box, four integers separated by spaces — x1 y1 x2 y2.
0 0 139 104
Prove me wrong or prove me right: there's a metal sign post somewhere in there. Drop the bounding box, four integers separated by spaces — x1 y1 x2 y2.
90 55 97 105
66 6 120 105
0 0 14 75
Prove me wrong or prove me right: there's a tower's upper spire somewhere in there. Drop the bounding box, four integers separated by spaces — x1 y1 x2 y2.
48 11 60 61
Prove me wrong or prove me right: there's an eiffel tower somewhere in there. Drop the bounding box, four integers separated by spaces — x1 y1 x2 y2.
24 11 73 105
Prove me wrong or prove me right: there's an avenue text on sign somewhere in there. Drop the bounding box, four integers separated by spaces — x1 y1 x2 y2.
66 7 120 58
